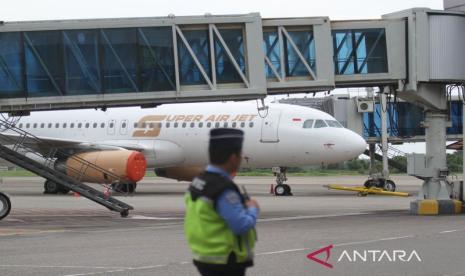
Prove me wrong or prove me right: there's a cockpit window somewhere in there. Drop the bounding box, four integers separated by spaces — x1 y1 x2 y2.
314 119 328 128
303 119 314 129
325 120 343 128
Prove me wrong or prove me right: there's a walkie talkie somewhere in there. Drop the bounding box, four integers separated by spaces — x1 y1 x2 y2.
241 185 250 201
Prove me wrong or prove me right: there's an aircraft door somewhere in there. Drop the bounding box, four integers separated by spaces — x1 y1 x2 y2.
260 110 281 143
120 119 128 135
107 119 116 135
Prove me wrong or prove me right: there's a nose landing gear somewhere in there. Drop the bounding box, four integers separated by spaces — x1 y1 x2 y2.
273 167 292 196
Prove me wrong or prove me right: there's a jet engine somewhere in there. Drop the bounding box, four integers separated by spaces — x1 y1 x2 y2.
56 150 147 183
155 166 204 182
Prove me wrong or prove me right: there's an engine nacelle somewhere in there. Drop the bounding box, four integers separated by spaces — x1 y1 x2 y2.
59 150 146 183
155 166 203 182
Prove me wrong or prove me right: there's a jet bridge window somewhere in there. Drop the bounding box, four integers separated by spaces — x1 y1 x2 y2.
303 119 314 128
325 120 343 128
314 119 327 128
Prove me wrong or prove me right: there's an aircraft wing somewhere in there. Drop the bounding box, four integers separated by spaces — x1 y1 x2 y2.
0 132 146 156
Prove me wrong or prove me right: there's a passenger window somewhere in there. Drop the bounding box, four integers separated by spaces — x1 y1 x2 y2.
63 123 67 128
232 122 237 128
101 123 105 128
314 119 327 128
33 123 37 128
215 122 220 128
134 122 138 128
26 123 30 128
85 123 90 128
109 123 114 128
77 123 82 128
122 122 127 128
166 122 170 128
48 123 52 128
240 122 245 128
190 122 195 128
182 123 187 128
70 123 74 128
40 123 45 128
224 122 228 128
303 119 314 129
199 122 203 128
207 122 212 128
174 122 179 128
249 122 254 128
19 123 23 128
93 123 97 128
55 123 59 128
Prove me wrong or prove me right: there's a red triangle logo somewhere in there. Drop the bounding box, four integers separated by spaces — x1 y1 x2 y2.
306 245 334 268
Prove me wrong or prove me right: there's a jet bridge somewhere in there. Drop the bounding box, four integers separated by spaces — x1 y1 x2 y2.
0 12 408 112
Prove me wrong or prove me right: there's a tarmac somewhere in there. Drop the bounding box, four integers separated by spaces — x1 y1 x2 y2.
1 175 465 276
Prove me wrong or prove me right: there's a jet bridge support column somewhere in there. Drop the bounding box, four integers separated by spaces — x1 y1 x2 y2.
409 85 461 215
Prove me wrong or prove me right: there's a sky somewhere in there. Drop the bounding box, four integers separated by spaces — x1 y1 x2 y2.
0 0 443 21
0 0 446 154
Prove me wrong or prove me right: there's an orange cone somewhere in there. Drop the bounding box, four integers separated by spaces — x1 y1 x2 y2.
270 184 274 195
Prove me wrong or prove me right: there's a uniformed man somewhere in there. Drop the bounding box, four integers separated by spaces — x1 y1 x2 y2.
184 128 259 276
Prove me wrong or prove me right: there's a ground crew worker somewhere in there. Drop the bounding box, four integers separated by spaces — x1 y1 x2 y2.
184 128 260 276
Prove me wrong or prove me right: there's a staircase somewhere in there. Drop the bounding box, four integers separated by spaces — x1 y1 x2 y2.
363 145 407 172
0 120 133 217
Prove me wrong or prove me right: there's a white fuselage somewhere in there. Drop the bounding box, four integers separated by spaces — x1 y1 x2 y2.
13 102 367 169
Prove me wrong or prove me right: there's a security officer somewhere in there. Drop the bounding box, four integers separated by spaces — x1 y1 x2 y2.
185 128 259 276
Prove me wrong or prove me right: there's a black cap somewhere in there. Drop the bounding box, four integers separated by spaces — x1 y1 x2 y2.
209 128 244 150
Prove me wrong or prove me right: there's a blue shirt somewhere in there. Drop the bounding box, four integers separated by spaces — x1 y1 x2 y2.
205 165 259 235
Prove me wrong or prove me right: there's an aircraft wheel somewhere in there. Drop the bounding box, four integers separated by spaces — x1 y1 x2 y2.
364 179 374 188
112 182 137 194
383 180 396 192
284 184 293 196
44 180 59 194
120 210 129 218
274 184 287 196
58 186 70 194
0 192 11 220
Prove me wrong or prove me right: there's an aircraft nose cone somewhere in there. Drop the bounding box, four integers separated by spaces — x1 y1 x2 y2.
349 131 367 157
339 129 366 159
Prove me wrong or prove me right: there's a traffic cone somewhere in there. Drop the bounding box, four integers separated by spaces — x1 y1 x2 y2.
73 191 80 198
270 184 274 195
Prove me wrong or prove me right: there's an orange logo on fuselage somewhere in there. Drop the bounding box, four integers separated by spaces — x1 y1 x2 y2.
132 114 257 137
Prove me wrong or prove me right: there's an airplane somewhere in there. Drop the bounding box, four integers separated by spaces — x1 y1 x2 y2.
3 101 367 196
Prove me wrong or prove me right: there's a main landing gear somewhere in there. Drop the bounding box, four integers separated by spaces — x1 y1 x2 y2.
43 180 70 194
0 192 11 220
363 176 396 192
111 182 137 194
273 167 293 196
